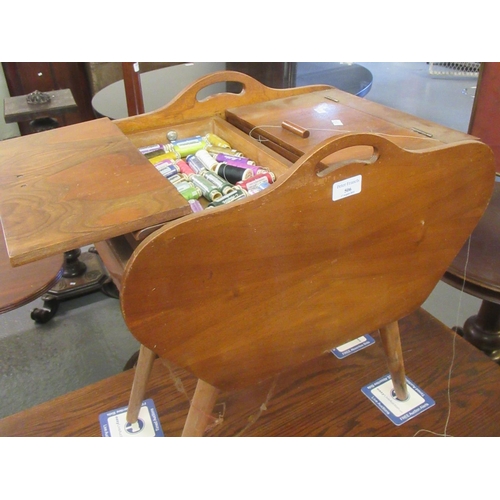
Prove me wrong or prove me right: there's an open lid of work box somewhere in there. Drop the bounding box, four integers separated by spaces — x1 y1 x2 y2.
0 108 294 267
0 118 191 266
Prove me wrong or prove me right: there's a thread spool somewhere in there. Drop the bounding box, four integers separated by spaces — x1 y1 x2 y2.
171 136 208 157
207 188 247 208
155 163 179 178
237 172 275 189
189 199 204 212
215 163 253 184
195 149 219 171
222 162 270 178
202 170 236 195
139 144 166 156
174 181 202 201
148 148 180 164
186 154 208 174
215 153 255 166
190 174 222 202
205 133 232 149
206 146 242 156
176 159 195 176
168 173 189 184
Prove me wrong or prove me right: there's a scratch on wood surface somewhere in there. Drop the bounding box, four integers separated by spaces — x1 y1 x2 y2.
161 358 191 402
235 376 279 437
204 402 226 433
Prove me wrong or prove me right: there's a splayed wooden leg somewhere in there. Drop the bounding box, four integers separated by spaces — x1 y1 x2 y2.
126 344 156 423
182 379 220 437
379 320 409 401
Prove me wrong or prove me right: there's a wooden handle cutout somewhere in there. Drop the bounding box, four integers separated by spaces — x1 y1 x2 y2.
317 146 378 177
196 81 246 103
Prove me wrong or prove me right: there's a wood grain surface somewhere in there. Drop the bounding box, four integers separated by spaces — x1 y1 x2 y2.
3 88 78 124
0 118 191 266
120 133 495 392
1 308 500 437
0 220 63 313
114 70 332 136
225 87 475 163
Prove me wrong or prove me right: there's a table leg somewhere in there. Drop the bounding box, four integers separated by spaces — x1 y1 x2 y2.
30 248 109 323
460 300 500 363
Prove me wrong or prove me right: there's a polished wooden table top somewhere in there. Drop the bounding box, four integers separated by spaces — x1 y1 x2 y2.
226 62 373 97
1 308 499 437
0 221 63 314
293 62 373 97
92 62 227 120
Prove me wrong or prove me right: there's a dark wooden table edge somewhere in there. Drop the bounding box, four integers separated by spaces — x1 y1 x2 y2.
1 307 500 437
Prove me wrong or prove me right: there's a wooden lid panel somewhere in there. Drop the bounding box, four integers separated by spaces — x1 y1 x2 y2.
0 118 190 266
225 88 468 163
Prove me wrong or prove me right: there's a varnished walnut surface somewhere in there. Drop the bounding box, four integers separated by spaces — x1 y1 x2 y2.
0 220 63 313
1 309 499 437
113 70 332 135
0 71 479 270
120 133 495 392
226 87 474 163
0 72 329 267
0 118 191 266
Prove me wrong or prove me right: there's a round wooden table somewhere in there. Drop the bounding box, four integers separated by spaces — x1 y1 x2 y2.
292 62 372 97
92 62 226 120
92 62 373 120
442 179 500 361
0 226 64 315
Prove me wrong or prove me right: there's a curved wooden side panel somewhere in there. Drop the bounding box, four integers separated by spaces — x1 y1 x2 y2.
120 133 496 391
114 71 332 134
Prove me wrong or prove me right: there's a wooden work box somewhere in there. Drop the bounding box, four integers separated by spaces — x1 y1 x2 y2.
0 71 482 267
0 71 495 436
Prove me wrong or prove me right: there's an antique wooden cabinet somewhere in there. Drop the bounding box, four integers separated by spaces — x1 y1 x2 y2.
0 71 495 435
2 62 95 135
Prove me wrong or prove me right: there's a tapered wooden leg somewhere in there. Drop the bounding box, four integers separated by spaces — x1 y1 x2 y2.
379 320 409 401
182 379 220 437
126 344 156 424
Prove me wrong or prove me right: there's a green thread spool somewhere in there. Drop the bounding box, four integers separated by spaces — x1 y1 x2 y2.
207 187 247 208
174 181 202 201
189 174 222 202
202 170 236 195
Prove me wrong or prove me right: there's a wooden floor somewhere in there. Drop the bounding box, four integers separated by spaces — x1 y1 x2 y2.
1 308 499 437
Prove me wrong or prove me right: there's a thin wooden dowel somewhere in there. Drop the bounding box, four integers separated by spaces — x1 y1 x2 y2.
182 379 220 437
379 320 409 401
126 344 156 423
